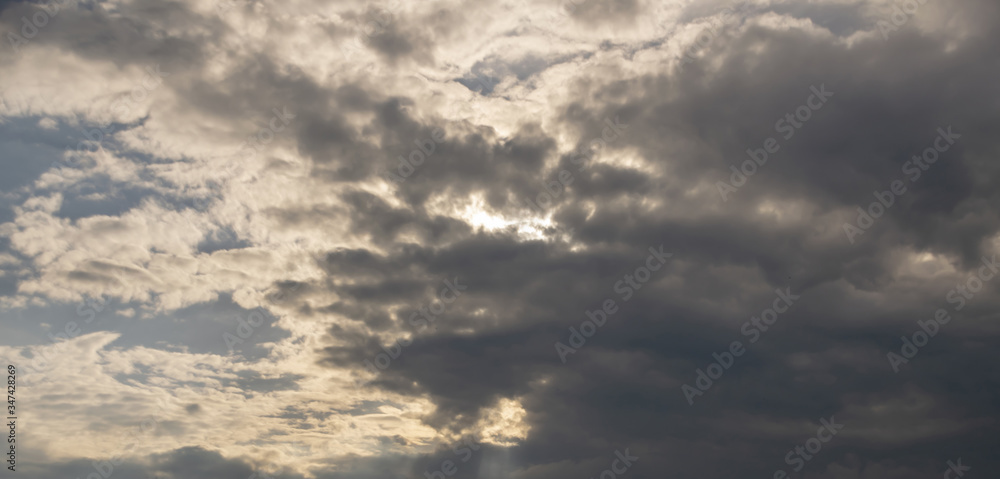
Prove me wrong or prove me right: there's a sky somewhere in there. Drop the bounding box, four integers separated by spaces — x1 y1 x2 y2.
0 0 999 478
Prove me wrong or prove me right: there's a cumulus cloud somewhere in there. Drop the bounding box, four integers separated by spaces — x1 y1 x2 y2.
1 0 999 477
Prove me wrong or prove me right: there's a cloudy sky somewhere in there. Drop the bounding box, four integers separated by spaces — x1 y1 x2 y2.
1 0 999 478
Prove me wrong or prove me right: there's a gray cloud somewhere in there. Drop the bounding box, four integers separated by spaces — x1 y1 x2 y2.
2 0 1000 477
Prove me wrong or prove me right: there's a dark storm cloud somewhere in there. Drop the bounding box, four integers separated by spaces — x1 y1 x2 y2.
0 0 20 14
339 189 474 246
0 0 216 70
338 3 438 67
148 447 306 479
364 19 434 66
2 0 999 477
309 441 496 479
301 0 1000 477
7 446 307 479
